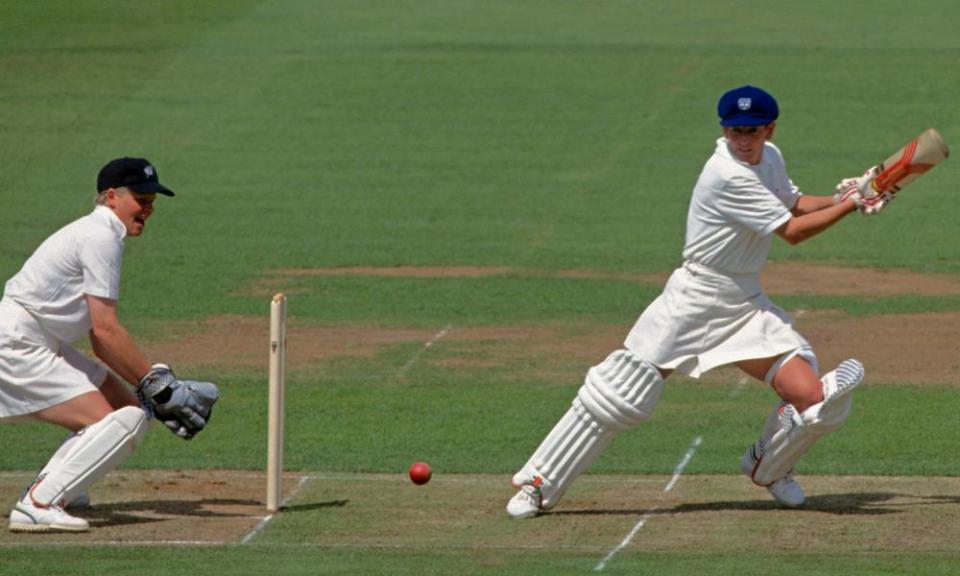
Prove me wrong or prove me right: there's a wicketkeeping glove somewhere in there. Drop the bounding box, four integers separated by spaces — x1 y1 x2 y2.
137 364 220 440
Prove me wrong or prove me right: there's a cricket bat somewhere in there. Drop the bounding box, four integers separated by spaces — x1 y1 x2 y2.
870 128 950 195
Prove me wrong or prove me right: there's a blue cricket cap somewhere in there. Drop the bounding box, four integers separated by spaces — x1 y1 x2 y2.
717 85 778 127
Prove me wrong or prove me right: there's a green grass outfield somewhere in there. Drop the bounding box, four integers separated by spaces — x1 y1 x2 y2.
1 1 959 574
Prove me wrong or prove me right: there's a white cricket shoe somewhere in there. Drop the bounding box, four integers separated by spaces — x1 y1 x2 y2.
506 484 543 519
9 499 89 533
740 439 806 508
765 473 806 508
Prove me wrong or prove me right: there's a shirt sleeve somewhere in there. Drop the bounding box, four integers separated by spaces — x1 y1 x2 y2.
78 231 123 300
714 173 792 236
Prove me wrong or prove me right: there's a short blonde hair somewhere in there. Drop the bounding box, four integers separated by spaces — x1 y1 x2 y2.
94 186 131 206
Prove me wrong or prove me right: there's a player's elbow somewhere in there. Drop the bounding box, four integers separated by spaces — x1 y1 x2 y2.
781 232 805 246
89 315 125 342
89 322 118 342
774 224 806 246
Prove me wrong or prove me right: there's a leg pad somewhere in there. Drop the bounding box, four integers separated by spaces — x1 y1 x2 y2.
512 350 664 508
751 359 863 485
30 406 147 506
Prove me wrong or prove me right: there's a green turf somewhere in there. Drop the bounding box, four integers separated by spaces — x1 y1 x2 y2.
2 0 959 573
4 373 958 476
2 547 955 576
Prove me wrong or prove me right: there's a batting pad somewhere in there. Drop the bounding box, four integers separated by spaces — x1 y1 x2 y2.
512 350 664 508
578 349 664 430
751 359 863 486
29 406 147 506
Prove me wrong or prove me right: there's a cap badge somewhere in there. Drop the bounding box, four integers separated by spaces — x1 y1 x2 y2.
144 165 155 177
737 97 752 111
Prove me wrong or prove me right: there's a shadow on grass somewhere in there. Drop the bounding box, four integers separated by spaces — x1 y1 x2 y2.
551 492 960 518
82 498 261 527
280 499 349 513
79 498 349 527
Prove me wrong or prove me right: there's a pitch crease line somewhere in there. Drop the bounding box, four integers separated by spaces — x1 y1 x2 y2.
240 475 311 544
398 325 452 375
730 375 750 397
594 435 703 572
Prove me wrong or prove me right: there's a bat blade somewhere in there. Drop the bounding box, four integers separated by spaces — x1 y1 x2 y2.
872 128 950 194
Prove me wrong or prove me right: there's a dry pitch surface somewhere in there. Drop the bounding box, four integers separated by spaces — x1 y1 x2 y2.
2 263 959 554
2 471 959 556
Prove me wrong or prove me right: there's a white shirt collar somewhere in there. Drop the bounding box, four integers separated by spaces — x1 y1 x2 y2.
716 137 764 168
93 204 128 241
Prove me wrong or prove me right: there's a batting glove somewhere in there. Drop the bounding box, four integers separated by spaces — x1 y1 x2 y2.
859 191 894 216
833 166 880 205
833 166 892 215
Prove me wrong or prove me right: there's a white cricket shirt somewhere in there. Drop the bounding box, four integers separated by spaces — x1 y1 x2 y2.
681 138 800 274
2 206 126 344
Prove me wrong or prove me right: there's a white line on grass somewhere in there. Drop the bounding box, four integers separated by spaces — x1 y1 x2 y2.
398 325 452 375
594 435 703 572
664 435 703 492
397 324 453 376
0 471 296 480
0 540 230 548
730 375 751 397
0 541 610 551
240 475 311 544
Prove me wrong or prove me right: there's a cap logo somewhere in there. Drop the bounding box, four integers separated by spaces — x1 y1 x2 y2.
737 97 752 111
144 165 155 178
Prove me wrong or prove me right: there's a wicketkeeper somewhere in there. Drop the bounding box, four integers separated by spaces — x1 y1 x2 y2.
0 157 219 533
507 85 887 519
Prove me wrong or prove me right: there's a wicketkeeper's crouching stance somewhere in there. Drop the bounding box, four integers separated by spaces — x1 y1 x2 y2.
8 365 218 533
507 85 882 519
1 157 219 533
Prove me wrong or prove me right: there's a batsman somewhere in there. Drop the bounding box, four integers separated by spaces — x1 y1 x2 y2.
508 85 906 518
0 157 219 532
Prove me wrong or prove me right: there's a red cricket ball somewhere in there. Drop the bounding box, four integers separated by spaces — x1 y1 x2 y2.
408 461 432 485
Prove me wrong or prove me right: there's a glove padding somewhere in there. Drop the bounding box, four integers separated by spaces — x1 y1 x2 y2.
833 166 894 216
137 364 220 440
159 380 219 439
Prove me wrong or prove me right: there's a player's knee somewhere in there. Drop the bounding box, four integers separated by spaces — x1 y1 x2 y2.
764 346 818 386
786 384 824 414
576 349 664 430
108 406 149 447
769 351 823 412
